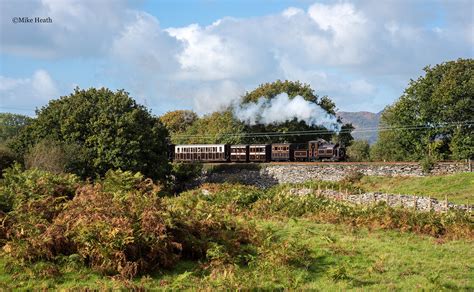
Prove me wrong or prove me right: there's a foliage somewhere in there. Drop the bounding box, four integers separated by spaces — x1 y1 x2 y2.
24 139 87 174
242 80 336 114
0 168 257 280
160 110 198 142
0 145 16 176
1 220 473 290
187 183 473 239
450 126 474 160
420 156 437 174
373 59 474 161
174 110 245 144
332 123 354 147
0 163 79 213
170 162 203 193
346 140 370 161
0 171 472 288
0 113 32 144
240 80 351 144
341 170 364 184
8 87 170 181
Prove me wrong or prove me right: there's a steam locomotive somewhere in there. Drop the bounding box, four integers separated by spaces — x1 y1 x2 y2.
169 139 345 163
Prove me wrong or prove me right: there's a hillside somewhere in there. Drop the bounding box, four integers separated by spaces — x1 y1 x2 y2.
337 111 382 144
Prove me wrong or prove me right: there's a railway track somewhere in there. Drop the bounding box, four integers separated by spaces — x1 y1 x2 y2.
203 161 462 166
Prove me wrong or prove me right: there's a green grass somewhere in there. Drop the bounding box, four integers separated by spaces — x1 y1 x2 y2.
1 218 472 290
355 172 474 205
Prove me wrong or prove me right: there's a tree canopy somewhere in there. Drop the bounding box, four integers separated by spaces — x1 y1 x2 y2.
239 80 351 144
9 87 170 180
0 113 32 144
373 58 473 161
173 110 245 144
160 110 198 135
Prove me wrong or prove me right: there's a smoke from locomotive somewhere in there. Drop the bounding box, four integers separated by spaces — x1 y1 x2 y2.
233 93 341 132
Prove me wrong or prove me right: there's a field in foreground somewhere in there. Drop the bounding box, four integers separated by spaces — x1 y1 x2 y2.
0 167 472 290
356 172 474 205
0 219 472 290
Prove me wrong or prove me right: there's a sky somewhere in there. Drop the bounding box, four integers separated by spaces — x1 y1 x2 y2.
1 0 473 117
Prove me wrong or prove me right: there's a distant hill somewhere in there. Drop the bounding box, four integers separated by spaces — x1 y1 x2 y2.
337 111 382 144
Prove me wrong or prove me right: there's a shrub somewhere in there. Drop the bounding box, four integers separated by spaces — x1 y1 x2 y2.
0 145 17 176
1 168 258 279
420 156 437 174
341 170 364 184
54 184 180 278
347 140 370 162
163 192 257 262
23 139 93 178
170 162 203 193
0 163 79 213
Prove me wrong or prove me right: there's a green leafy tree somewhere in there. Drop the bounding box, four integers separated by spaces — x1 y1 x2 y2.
160 110 198 143
9 87 170 180
373 59 473 161
346 140 370 161
174 110 245 144
0 145 16 176
160 110 198 134
240 80 351 144
0 113 32 143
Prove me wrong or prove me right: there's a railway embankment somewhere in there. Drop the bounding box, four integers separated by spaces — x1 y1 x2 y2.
202 162 470 188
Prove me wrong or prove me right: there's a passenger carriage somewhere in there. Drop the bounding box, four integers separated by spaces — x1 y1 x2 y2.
173 144 229 162
248 144 271 162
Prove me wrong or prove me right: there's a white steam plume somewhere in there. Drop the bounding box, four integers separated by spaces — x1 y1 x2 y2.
233 93 341 132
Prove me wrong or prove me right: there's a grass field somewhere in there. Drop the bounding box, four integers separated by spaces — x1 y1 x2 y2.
355 172 474 205
1 219 472 290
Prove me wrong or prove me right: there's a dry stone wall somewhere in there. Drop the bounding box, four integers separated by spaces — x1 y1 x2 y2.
288 188 470 213
204 162 470 188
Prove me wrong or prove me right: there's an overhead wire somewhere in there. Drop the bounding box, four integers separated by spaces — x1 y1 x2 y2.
172 120 474 139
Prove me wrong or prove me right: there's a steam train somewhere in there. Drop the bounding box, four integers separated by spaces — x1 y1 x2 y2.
169 139 345 163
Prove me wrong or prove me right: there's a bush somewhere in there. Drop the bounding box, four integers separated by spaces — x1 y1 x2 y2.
1 168 258 279
420 156 437 174
163 191 256 263
0 163 79 213
347 140 370 162
170 162 203 193
24 140 84 174
0 145 17 176
341 170 364 184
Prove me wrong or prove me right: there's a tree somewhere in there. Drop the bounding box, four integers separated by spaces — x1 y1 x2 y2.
160 110 198 134
373 59 473 161
160 110 198 143
0 113 32 143
0 145 16 176
346 140 370 161
174 110 245 144
240 80 351 144
9 87 170 180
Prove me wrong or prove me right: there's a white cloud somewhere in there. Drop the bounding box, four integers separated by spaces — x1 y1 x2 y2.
192 80 244 113
1 0 129 58
0 70 59 114
282 7 304 18
167 22 259 80
1 0 472 114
